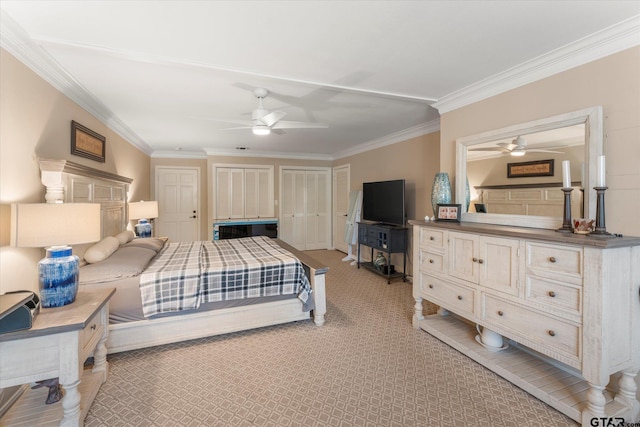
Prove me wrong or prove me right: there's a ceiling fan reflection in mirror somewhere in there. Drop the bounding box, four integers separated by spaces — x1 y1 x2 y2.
206 88 328 136
469 136 564 157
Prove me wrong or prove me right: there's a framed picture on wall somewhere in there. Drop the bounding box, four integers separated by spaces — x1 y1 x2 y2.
507 159 554 178
71 120 106 163
436 204 461 222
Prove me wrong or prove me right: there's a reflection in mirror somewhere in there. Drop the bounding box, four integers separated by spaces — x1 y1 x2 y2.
467 125 585 218
455 107 602 230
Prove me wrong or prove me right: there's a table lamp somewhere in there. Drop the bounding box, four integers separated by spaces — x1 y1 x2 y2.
128 200 158 237
10 203 101 308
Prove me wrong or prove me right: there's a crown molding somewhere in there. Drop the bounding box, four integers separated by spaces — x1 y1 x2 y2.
332 119 440 160
151 150 207 159
0 12 153 155
202 147 334 161
433 15 640 114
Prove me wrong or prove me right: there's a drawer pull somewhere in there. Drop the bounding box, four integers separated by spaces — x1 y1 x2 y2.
457 295 463 300
429 236 435 241
428 284 434 289
549 256 557 263
429 259 434 264
548 291 556 298
497 310 504 317
91 324 97 331
472 257 478 263
548 330 556 337
478 259 484 264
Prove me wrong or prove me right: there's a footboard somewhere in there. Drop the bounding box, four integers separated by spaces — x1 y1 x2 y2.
106 242 327 353
276 239 328 326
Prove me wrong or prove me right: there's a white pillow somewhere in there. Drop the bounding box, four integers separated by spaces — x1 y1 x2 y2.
84 236 120 264
115 230 135 245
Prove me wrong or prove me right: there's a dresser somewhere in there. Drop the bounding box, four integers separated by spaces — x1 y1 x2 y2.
410 220 640 426
0 289 115 426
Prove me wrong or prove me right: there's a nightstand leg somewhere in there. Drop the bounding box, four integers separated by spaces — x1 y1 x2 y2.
92 307 110 382
60 378 81 427
92 336 109 382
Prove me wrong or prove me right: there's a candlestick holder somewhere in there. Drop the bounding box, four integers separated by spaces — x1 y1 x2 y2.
591 186 612 237
556 188 573 233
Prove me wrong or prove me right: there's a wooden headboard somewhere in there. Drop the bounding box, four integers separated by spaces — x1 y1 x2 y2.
476 184 582 217
39 159 133 238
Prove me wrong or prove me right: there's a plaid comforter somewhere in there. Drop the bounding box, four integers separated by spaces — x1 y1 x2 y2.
139 236 312 317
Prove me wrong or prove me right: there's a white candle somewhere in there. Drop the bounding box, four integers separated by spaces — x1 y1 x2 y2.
562 160 571 188
596 155 606 187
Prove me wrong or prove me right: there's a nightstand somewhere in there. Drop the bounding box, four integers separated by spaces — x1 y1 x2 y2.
0 288 115 426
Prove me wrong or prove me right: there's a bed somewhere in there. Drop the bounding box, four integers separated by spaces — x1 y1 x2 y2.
39 159 327 354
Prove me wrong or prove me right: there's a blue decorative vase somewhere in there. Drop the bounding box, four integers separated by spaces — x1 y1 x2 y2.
431 172 452 213
135 219 152 237
38 246 79 308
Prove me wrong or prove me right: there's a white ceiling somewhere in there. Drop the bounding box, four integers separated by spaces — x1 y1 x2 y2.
1 1 638 160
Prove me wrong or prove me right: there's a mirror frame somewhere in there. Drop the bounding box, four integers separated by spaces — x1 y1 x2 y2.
456 106 603 229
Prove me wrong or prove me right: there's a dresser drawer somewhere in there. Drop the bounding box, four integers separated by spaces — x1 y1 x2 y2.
420 273 474 316
526 242 583 281
80 311 104 356
482 294 580 360
525 276 581 317
420 228 446 249
419 250 445 275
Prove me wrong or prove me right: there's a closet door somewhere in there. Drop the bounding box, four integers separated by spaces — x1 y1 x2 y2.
305 170 330 250
280 170 306 249
245 168 274 218
216 168 244 219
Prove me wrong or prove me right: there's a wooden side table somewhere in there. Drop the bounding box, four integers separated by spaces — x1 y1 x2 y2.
0 288 115 426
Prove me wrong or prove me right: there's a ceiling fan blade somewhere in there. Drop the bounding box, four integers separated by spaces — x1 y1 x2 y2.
528 149 564 153
469 147 509 152
260 111 286 127
217 126 252 131
272 121 328 130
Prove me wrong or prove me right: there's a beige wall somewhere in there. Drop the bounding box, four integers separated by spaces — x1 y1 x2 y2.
0 48 151 293
440 46 640 236
335 132 441 220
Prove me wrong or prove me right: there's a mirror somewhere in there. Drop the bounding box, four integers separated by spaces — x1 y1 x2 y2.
456 106 603 229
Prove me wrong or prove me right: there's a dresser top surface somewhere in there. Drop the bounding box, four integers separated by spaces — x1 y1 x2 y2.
408 219 640 248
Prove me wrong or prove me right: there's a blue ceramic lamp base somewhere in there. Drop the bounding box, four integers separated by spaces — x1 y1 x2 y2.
135 219 152 237
38 246 79 308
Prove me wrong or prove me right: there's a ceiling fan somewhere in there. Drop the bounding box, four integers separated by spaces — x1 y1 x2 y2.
469 136 564 157
213 88 328 136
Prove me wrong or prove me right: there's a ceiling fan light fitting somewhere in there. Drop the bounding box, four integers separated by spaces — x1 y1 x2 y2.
510 148 526 156
252 125 271 136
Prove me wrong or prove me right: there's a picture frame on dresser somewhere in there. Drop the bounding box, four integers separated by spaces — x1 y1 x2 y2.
436 204 461 222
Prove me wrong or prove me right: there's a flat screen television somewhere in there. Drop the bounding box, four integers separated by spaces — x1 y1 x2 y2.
362 179 406 226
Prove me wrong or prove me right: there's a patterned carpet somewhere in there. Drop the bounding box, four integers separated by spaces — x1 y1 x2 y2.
85 249 576 427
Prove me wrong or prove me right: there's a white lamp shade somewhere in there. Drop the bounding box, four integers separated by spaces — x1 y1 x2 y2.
10 203 101 248
129 200 159 220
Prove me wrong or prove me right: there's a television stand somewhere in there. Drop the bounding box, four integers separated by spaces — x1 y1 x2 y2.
357 222 407 284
